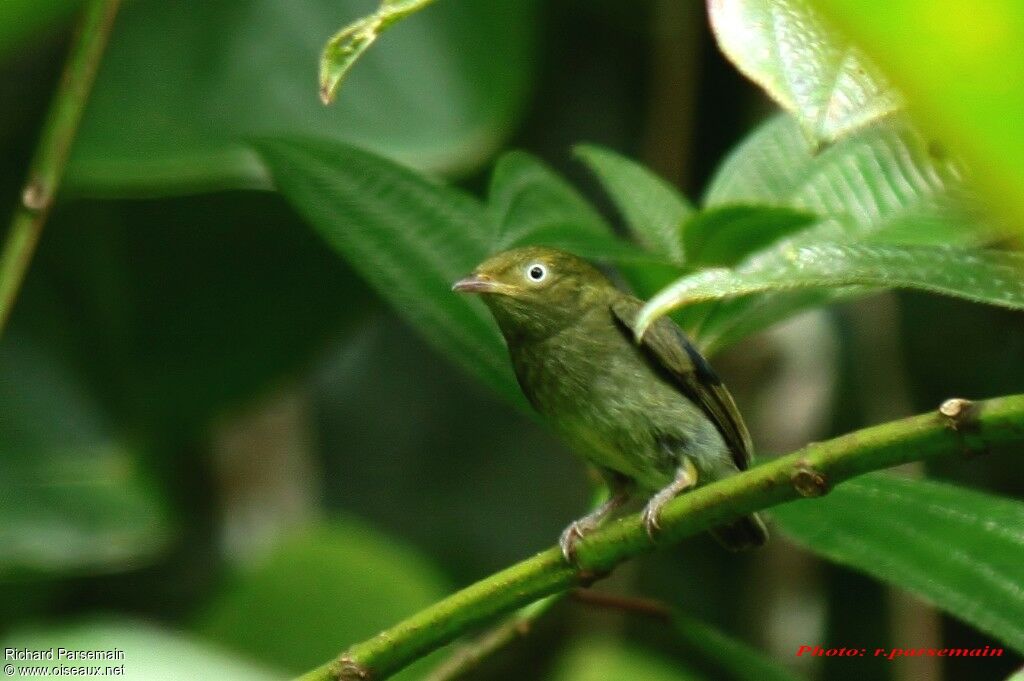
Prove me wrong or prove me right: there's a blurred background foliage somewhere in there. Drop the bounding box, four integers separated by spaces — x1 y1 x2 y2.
1 1 1023 680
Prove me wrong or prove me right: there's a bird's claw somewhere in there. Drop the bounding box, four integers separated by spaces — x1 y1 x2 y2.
559 521 587 565
642 502 663 540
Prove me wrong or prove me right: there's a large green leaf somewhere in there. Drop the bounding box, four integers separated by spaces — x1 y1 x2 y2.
487 150 659 264
3 620 282 680
489 151 612 248
575 144 693 264
253 136 523 406
68 0 536 196
549 638 704 681
0 336 168 580
815 0 1024 237
198 521 449 677
708 0 902 145
668 114 990 350
703 115 968 236
773 474 1024 653
637 244 1024 337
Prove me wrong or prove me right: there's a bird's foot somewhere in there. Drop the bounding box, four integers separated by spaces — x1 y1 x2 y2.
558 481 632 565
559 518 595 565
642 460 698 542
641 498 665 540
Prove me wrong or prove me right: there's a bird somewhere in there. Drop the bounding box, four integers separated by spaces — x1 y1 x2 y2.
452 246 767 562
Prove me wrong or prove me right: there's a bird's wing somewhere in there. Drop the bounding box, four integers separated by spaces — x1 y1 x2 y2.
610 297 753 471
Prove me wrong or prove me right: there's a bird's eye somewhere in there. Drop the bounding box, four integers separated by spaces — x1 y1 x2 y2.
526 263 547 282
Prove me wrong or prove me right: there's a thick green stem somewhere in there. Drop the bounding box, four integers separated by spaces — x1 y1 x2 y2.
296 394 1024 681
0 0 120 335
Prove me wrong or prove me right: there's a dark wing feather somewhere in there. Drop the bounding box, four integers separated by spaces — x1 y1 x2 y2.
610 297 753 471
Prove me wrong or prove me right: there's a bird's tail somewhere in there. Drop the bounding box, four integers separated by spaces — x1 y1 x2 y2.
710 512 768 551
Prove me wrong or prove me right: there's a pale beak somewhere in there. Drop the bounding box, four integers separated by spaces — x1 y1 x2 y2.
452 273 500 294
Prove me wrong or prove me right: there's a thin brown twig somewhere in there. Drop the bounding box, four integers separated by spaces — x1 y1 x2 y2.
569 589 673 622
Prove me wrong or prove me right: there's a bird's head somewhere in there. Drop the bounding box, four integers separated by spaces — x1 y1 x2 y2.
453 246 614 340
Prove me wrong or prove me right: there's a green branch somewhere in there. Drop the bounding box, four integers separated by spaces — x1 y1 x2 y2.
296 394 1024 681
421 595 560 681
0 0 120 336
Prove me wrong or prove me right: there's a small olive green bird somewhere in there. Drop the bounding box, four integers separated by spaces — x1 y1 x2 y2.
453 246 767 561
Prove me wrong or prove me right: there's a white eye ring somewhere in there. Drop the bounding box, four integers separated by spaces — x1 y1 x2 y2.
526 263 547 282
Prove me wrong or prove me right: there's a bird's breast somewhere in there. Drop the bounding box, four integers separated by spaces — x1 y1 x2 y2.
508 328 695 487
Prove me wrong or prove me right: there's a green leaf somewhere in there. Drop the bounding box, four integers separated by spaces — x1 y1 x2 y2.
671 612 799 681
3 620 282 679
198 521 450 676
682 204 816 267
703 115 968 239
814 0 1024 238
502 225 673 266
708 0 902 144
0 0 82 59
773 474 1024 653
68 0 536 195
319 0 439 105
549 637 705 681
0 337 168 580
487 150 660 264
637 244 1024 338
489 151 612 248
253 136 523 407
680 114 989 350
575 144 693 264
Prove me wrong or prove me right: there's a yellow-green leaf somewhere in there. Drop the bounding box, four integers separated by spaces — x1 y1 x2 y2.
815 0 1024 237
319 0 439 104
708 0 902 144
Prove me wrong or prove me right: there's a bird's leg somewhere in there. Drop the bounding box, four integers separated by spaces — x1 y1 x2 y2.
642 458 698 540
559 475 631 564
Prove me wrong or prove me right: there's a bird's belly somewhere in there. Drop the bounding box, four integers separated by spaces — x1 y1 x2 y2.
513 334 730 491
546 371 696 490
